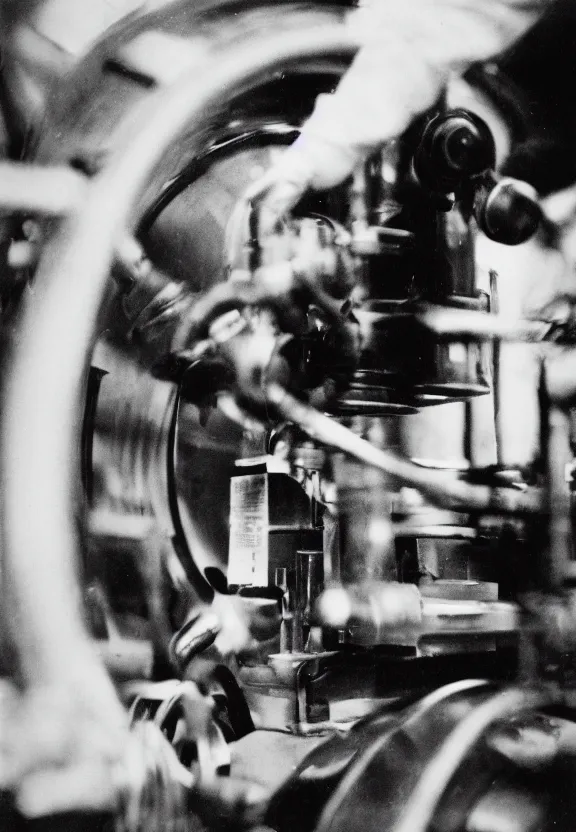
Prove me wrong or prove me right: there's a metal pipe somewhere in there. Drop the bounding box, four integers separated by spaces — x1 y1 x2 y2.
545 407 572 589
545 347 576 406
0 23 357 688
392 524 476 539
489 269 504 467
267 384 542 515
418 304 549 342
0 162 87 216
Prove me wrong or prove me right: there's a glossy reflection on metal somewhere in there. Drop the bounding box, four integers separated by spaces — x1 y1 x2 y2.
89 335 245 592
268 679 487 832
0 21 358 683
138 123 299 237
268 681 553 832
92 340 177 538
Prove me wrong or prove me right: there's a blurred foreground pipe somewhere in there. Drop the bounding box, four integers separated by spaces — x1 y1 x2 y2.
545 407 572 589
0 162 86 216
418 304 549 342
0 19 357 687
95 639 154 681
546 347 576 406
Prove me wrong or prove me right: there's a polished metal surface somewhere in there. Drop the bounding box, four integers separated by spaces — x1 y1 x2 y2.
2 3 576 831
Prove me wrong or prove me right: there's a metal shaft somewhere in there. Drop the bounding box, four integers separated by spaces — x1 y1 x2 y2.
267 384 542 516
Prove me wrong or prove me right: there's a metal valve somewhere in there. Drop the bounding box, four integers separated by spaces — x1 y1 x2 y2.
414 108 542 245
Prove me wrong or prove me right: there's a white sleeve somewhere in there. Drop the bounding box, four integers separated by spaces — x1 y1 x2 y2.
281 0 553 189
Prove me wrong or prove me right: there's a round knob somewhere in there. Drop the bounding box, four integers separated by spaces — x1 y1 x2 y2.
477 177 542 245
415 109 496 193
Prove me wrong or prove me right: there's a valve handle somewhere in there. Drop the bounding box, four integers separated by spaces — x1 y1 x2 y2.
414 108 541 245
474 173 542 246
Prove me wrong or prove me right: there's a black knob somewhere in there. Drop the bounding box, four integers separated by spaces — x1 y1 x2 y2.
414 109 496 193
476 176 542 245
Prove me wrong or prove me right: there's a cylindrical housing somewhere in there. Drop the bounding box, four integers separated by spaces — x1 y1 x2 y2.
334 418 399 586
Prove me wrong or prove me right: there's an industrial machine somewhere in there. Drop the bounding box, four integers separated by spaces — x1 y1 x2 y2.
3 1 576 831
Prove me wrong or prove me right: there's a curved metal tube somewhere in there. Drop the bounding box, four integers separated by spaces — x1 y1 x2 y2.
267 384 543 515
393 686 550 832
138 123 299 236
0 23 358 686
